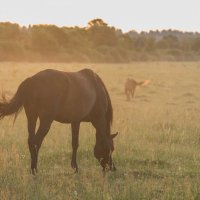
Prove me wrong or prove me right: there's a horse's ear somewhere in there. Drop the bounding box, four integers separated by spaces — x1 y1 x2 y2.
111 132 118 139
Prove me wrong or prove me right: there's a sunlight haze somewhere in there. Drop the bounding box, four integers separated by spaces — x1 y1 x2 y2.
0 0 199 32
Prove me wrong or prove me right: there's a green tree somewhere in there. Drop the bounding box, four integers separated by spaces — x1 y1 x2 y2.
192 37 200 51
87 19 118 47
0 22 20 40
30 25 61 55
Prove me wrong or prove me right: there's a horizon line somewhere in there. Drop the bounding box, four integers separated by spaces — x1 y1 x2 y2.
1 20 200 34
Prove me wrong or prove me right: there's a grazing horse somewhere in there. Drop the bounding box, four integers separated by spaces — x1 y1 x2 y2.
0 68 118 174
125 78 150 101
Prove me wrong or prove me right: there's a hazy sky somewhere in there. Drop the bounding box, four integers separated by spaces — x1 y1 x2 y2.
0 0 199 32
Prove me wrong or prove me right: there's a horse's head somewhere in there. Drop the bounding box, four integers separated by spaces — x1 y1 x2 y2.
94 132 118 171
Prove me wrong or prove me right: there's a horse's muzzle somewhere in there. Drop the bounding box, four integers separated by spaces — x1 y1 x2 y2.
100 158 116 172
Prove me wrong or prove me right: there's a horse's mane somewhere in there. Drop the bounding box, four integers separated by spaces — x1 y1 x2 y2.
95 74 113 134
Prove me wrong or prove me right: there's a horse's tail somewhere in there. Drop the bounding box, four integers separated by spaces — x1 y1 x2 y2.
137 80 150 86
95 74 113 127
0 79 28 123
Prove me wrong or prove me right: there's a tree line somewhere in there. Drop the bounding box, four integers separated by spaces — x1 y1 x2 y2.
0 19 200 62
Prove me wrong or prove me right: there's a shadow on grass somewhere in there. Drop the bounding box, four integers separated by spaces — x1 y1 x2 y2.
130 170 164 179
134 159 170 167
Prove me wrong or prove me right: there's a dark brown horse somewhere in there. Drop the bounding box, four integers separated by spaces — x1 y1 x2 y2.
0 68 118 174
125 78 150 101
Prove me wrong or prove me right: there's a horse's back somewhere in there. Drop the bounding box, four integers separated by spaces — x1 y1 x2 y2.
24 69 69 106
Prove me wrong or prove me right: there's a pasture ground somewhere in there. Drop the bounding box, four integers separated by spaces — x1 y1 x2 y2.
0 62 200 200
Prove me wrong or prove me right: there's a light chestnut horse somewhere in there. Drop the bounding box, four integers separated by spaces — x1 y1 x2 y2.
125 78 150 101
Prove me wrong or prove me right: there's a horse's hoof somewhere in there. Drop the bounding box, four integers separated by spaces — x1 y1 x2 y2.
71 165 78 173
72 166 78 173
31 168 38 175
111 166 117 171
71 162 78 173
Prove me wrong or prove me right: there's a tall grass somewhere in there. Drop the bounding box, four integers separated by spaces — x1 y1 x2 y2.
0 62 200 199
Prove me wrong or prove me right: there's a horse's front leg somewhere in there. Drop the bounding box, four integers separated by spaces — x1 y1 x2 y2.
71 122 80 173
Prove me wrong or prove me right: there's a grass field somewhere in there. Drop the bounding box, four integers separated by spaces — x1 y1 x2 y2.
0 62 200 200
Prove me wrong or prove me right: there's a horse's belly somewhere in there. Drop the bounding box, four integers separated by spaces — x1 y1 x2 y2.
54 114 91 123
54 98 95 123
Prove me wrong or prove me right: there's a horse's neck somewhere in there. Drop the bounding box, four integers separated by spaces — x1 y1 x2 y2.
96 133 109 147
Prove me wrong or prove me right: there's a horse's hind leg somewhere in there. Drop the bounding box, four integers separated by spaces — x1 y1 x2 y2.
71 122 80 173
131 88 136 99
126 91 130 101
26 110 38 175
34 117 52 172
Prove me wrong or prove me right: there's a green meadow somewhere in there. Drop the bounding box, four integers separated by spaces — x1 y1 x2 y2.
0 62 200 199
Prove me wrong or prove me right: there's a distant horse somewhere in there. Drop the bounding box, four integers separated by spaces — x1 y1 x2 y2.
0 68 118 174
125 78 150 101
